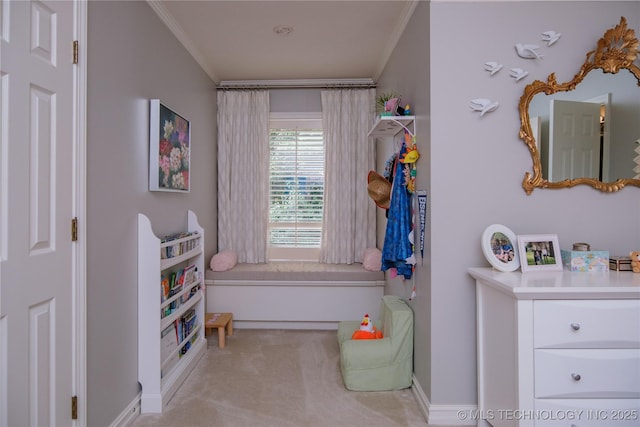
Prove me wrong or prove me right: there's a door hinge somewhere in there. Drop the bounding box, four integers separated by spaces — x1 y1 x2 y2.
73 40 78 64
71 395 78 420
71 217 78 242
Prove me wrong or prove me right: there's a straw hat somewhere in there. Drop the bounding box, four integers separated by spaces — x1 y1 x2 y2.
367 170 391 209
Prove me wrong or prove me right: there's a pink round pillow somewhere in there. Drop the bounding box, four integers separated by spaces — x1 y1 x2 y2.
362 248 382 271
210 250 238 272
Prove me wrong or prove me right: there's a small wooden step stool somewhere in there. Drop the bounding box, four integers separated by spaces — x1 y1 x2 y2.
204 313 233 348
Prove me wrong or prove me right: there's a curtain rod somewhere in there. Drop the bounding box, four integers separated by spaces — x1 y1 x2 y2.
217 79 376 91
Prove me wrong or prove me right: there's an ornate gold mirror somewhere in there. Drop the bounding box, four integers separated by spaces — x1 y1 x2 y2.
519 17 640 194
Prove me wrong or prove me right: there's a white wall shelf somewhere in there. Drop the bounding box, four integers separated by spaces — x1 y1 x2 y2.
138 210 206 414
368 115 415 137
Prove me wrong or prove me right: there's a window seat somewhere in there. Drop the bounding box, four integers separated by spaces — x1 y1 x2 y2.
204 262 385 330
205 262 383 282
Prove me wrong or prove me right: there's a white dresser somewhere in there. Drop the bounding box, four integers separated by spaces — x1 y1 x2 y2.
468 267 640 427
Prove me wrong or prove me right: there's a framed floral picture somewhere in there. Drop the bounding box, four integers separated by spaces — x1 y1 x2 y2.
481 224 520 272
149 99 190 192
517 234 563 272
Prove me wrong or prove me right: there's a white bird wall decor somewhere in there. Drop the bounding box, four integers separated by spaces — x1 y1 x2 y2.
484 61 504 76
509 68 529 82
469 99 499 117
541 30 562 46
470 30 565 119
515 43 543 60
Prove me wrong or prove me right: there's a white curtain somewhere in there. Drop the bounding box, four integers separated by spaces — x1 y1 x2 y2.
217 90 270 263
320 89 377 264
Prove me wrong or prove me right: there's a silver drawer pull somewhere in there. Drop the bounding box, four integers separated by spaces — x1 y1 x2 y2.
570 322 581 331
571 373 581 381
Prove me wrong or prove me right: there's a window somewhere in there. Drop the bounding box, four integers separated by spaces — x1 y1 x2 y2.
268 114 324 261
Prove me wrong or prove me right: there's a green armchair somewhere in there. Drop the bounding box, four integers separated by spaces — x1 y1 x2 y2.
337 295 414 391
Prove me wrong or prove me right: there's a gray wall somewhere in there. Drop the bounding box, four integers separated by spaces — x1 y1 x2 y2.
376 0 432 398
84 0 640 424
377 0 640 409
87 2 217 425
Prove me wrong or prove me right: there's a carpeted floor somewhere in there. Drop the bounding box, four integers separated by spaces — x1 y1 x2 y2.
131 329 430 427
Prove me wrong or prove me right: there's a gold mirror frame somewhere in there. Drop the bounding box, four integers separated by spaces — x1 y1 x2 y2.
519 17 640 194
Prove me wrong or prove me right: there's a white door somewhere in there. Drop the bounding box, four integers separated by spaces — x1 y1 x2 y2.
1 1 77 425
548 99 601 181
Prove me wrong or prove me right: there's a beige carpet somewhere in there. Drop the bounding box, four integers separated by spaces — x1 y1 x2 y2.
131 329 429 427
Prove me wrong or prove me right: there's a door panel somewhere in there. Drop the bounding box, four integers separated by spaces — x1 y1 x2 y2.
0 1 75 425
549 99 601 181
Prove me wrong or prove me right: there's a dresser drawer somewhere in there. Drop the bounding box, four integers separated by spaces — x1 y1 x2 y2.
535 399 640 426
535 349 640 398
534 300 640 348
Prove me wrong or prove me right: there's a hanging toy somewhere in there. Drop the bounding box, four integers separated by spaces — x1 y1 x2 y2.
400 145 420 164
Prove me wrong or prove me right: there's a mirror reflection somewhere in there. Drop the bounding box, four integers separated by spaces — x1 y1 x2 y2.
519 16 640 193
528 69 640 182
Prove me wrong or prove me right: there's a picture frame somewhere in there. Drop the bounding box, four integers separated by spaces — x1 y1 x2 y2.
517 234 563 272
149 99 190 192
481 224 520 272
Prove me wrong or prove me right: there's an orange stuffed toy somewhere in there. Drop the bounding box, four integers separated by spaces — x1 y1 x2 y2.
351 314 384 340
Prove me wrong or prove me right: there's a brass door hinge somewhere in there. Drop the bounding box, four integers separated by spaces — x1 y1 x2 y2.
71 217 78 242
71 395 78 420
73 40 78 64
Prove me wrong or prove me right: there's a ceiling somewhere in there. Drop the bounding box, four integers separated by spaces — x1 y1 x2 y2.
149 1 418 85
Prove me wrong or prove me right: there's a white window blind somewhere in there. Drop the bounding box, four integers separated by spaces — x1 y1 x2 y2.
268 116 324 257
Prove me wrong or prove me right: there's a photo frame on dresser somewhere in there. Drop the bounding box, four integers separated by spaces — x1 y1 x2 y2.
149 99 190 192
481 224 520 272
517 234 563 272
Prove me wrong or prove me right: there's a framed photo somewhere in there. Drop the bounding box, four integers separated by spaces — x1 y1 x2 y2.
149 99 190 192
517 234 563 272
481 224 520 272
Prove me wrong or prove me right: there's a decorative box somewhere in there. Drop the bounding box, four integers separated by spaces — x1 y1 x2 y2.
561 250 609 272
609 256 632 271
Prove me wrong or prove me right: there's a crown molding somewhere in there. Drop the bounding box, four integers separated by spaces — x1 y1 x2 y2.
146 0 220 84
373 0 420 82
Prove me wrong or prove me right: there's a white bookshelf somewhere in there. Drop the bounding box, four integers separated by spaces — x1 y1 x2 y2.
137 210 206 413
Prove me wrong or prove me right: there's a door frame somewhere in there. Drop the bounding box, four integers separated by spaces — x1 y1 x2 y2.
72 1 87 425
585 93 612 182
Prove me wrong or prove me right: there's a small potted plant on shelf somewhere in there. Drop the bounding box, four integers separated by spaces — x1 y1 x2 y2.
376 92 401 116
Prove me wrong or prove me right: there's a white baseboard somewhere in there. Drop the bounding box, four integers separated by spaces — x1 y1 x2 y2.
411 375 477 426
233 320 338 330
109 393 141 427
411 374 430 422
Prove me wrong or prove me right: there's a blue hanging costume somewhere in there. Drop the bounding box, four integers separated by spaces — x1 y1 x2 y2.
381 144 415 279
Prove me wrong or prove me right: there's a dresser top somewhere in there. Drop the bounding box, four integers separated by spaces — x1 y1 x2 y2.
468 267 640 299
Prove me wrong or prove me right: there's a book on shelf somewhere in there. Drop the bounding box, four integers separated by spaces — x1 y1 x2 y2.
160 274 170 303
183 264 196 285
161 263 202 318
168 270 183 313
180 264 197 303
177 308 198 356
160 231 201 259
160 323 179 377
